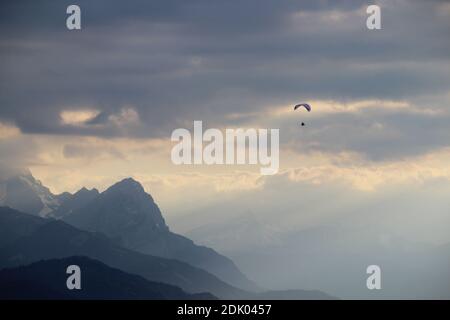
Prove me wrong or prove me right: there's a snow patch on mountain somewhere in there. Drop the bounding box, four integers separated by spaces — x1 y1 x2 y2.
0 172 61 217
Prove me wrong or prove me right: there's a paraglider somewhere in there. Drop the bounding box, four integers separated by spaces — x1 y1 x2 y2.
294 103 311 126
294 103 311 112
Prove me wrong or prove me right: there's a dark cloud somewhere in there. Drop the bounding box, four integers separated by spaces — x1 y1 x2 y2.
0 0 449 161
280 107 450 161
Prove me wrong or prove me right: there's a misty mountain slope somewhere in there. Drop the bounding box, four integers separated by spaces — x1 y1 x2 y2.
224 224 450 299
64 178 169 236
0 256 216 300
62 178 258 292
0 207 247 299
0 171 60 217
0 206 48 247
50 187 99 219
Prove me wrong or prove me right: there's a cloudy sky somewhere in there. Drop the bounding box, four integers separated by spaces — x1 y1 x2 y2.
1 0 450 245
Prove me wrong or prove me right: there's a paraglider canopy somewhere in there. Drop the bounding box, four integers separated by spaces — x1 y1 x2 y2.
294 103 311 112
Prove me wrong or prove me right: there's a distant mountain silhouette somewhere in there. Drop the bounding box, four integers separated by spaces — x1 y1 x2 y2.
0 256 216 300
0 206 336 300
0 207 247 299
0 173 256 291
62 178 258 291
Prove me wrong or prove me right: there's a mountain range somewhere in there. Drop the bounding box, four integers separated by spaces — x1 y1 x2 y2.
0 206 247 299
0 172 335 300
62 178 257 291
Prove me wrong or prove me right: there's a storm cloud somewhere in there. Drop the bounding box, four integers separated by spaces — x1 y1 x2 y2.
0 0 449 161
